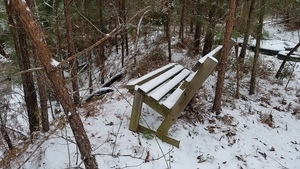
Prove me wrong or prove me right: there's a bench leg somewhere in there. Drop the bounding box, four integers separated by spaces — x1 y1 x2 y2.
157 115 177 135
157 108 182 135
129 91 143 132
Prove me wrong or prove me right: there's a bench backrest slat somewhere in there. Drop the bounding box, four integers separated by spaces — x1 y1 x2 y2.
192 45 222 72
162 56 218 109
163 57 218 112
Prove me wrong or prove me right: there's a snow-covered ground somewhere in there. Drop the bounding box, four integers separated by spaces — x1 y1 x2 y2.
1 20 300 169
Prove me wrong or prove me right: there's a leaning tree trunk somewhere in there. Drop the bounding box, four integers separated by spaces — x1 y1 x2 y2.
64 0 80 104
213 0 237 114
249 0 266 95
9 1 98 168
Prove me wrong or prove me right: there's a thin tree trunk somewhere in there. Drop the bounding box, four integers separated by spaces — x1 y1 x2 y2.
0 113 14 150
9 1 98 168
179 0 186 43
121 0 129 56
0 39 8 58
239 0 256 60
275 42 300 78
64 0 80 104
35 58 49 132
213 0 237 114
164 0 172 61
249 0 266 95
82 0 93 94
99 0 106 84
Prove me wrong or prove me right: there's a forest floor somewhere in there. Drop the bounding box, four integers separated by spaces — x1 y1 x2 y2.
1 20 300 169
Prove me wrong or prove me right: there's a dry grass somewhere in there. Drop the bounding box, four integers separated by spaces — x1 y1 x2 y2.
260 113 275 128
133 46 169 77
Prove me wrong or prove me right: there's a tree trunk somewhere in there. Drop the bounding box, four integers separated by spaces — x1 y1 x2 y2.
239 0 256 60
64 0 80 104
0 113 14 150
202 3 217 56
9 1 98 168
0 39 8 58
5 1 40 134
179 0 186 43
34 57 49 132
193 0 202 55
275 42 300 78
249 0 266 95
213 0 237 114
118 0 125 67
98 0 106 84
17 20 40 134
82 0 94 94
202 27 215 56
164 0 172 61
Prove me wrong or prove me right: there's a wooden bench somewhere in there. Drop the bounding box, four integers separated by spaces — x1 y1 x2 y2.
126 46 223 147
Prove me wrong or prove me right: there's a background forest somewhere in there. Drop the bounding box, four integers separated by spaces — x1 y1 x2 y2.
0 0 300 169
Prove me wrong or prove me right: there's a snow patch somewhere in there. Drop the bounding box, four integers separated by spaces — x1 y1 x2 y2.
51 58 60 67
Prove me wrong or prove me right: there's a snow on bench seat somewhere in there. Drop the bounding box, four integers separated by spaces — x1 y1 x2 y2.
150 69 191 101
138 64 184 93
126 63 176 88
162 87 184 109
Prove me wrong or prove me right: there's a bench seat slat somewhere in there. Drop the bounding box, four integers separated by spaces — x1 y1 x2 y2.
150 69 191 101
138 65 184 93
162 87 183 109
126 63 177 87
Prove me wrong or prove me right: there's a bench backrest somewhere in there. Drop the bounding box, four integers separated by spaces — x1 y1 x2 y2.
162 48 221 110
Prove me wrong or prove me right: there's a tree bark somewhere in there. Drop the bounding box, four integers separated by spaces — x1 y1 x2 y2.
9 1 98 168
98 0 106 84
5 1 40 134
193 0 202 55
249 0 266 95
0 112 14 150
64 0 80 104
275 42 300 78
239 0 256 60
164 0 172 62
179 0 186 43
213 0 237 114
202 2 217 56
35 57 49 132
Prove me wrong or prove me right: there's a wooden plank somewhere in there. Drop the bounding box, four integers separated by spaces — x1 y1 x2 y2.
162 87 183 109
192 45 222 72
126 63 176 91
138 65 184 93
158 56 218 135
129 91 143 132
150 69 190 101
141 95 170 117
137 125 180 148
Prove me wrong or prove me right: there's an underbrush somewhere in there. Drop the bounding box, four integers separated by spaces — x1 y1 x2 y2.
131 46 169 78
